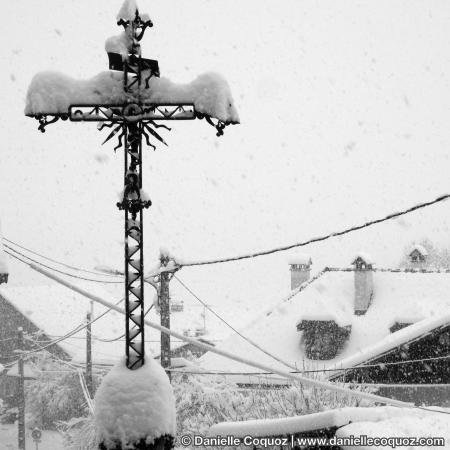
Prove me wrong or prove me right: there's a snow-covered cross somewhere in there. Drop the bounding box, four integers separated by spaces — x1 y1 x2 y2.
25 0 239 373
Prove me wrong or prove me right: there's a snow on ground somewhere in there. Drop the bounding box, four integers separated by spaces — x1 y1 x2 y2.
209 406 450 449
208 406 409 438
336 408 450 450
0 424 63 450
95 357 175 448
25 71 239 124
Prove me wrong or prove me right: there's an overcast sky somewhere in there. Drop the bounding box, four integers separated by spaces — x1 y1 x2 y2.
1 0 450 343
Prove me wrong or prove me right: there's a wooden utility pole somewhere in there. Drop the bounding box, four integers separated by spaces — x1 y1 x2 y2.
159 256 171 380
86 303 93 397
17 327 25 450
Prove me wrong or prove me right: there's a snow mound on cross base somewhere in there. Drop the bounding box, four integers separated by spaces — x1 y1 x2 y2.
94 358 176 448
25 71 240 124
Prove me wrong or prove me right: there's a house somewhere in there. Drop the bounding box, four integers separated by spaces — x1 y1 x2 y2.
198 251 450 405
0 284 127 368
0 283 127 406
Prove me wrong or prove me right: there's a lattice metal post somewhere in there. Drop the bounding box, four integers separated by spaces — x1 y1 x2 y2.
118 120 149 369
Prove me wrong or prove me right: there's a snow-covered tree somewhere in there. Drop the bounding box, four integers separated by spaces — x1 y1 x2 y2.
25 356 103 430
173 372 370 442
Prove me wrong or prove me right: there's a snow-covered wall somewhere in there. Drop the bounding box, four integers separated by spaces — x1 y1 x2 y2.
25 71 239 124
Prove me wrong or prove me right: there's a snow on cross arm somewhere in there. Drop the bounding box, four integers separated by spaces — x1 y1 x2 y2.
24 70 240 124
94 357 176 448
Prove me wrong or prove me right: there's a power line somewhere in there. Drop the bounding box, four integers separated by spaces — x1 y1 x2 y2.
3 237 122 278
167 354 450 376
0 336 18 342
174 274 302 372
326 267 450 274
37 335 221 343
2 287 125 362
174 271 330 374
180 193 450 267
5 243 164 286
22 257 450 416
4 245 123 284
33 263 419 409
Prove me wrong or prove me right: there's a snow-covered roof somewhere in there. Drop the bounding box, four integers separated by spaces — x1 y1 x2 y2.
330 311 450 377
209 406 450 444
410 244 428 257
288 254 312 265
25 71 239 124
199 270 450 380
0 283 126 365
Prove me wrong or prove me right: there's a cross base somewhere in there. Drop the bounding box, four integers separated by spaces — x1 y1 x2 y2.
99 435 174 450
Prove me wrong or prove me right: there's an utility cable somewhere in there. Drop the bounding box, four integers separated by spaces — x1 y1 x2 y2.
174 274 303 372
3 237 121 278
179 193 450 267
4 246 123 284
167 354 450 375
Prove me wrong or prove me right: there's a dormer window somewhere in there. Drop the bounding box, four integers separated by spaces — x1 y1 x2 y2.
297 320 351 360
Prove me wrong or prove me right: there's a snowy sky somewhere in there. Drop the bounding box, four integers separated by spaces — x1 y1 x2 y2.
1 0 450 343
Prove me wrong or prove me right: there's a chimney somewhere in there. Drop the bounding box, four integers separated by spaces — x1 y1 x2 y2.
408 244 428 269
351 253 374 315
289 254 312 290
